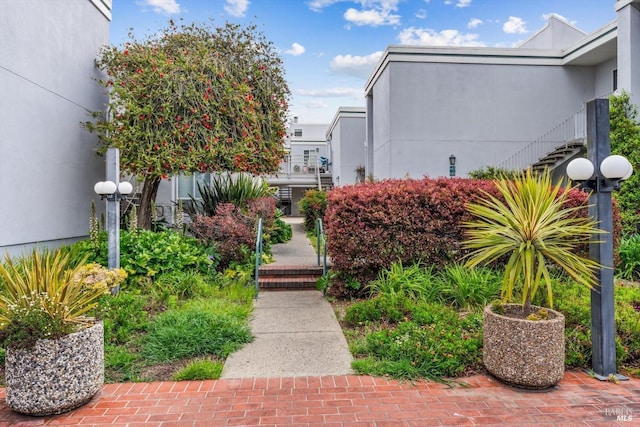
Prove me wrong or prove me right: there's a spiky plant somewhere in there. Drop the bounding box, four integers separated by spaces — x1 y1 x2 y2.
463 169 602 313
0 250 126 348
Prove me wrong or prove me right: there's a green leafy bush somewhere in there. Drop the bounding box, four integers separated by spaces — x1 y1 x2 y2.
298 189 328 232
269 211 292 244
618 234 640 280
62 229 216 285
468 166 520 180
173 358 223 381
610 91 640 234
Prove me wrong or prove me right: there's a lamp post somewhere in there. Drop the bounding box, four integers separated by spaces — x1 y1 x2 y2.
565 99 632 381
449 154 456 177
94 148 133 274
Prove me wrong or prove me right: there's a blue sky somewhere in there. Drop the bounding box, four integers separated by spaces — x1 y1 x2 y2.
110 1 617 124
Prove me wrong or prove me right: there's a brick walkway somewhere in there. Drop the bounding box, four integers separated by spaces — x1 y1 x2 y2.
1 371 638 426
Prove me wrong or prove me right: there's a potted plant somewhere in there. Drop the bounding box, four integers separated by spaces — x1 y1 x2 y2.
463 169 601 389
0 250 126 415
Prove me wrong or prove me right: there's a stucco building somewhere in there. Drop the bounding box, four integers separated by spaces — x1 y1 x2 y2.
364 0 639 181
0 0 111 255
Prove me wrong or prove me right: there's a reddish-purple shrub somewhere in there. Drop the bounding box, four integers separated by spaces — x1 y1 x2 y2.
247 197 276 229
190 203 255 268
325 177 621 297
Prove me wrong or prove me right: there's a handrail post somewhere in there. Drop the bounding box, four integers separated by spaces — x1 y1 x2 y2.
316 218 321 267
254 217 263 299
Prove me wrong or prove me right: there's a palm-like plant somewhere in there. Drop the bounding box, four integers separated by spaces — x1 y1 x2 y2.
463 169 601 312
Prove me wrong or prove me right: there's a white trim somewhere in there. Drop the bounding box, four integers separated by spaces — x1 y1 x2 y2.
616 0 640 12
326 107 366 140
89 0 112 21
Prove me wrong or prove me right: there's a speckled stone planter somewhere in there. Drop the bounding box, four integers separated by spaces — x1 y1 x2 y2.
483 304 565 389
5 321 104 416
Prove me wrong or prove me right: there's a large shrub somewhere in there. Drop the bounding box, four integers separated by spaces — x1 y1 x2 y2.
298 189 328 232
325 177 620 297
190 204 256 268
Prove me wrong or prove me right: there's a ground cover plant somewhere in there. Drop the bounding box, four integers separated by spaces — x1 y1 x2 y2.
335 261 640 381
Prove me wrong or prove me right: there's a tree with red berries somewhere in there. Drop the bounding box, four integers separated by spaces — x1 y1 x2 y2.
86 20 290 229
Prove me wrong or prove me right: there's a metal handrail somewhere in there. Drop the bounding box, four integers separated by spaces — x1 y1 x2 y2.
254 217 263 299
497 105 587 171
315 218 328 295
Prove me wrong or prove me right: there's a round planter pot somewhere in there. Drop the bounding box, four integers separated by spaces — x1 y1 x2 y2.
5 321 104 416
483 304 565 389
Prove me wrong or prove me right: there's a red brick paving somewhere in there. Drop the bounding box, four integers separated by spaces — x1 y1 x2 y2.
1 371 638 426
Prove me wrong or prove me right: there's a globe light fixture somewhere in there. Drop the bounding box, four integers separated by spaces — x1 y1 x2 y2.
95 148 133 282
94 180 133 201
567 154 632 191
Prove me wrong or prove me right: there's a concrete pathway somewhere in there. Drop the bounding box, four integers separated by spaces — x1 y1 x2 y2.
221 217 352 378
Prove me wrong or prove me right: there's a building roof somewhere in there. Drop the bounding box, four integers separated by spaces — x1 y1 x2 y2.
365 15 618 96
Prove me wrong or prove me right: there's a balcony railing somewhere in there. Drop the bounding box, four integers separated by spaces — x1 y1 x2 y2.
497 106 587 171
278 154 329 175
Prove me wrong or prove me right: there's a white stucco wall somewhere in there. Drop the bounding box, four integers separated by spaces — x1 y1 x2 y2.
369 60 596 179
0 0 110 255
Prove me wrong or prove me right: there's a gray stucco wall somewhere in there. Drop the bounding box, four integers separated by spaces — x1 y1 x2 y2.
616 1 640 106
0 0 110 255
331 115 366 186
371 60 596 179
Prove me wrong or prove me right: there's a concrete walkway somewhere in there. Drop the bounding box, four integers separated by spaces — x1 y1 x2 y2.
221 217 353 378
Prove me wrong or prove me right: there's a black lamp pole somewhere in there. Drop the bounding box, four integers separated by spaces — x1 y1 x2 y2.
586 99 626 381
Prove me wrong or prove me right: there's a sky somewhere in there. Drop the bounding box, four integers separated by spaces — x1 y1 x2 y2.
110 0 617 124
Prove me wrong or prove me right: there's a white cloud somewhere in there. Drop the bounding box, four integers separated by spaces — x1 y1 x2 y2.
308 0 343 12
297 87 364 99
416 9 427 19
398 27 485 47
330 51 384 78
467 18 482 29
305 100 329 109
344 8 400 26
503 16 528 34
140 0 181 15
456 0 472 8
224 0 249 17
542 13 576 26
284 42 306 56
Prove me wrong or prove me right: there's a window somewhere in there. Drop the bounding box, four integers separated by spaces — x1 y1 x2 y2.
177 172 211 199
613 69 618 92
294 128 303 137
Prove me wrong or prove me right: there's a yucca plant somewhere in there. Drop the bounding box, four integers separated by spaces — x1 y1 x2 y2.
0 250 126 348
463 169 602 313
188 172 275 217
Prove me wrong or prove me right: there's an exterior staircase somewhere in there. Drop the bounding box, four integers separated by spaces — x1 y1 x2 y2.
320 173 333 190
530 139 586 173
258 264 324 291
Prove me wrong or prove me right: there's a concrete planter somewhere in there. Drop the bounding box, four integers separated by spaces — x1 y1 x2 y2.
483 304 565 389
5 321 104 416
